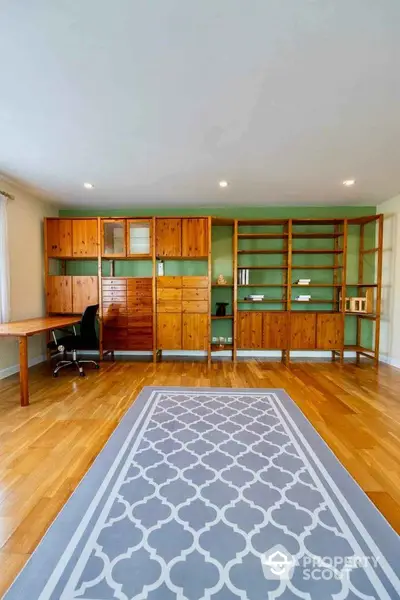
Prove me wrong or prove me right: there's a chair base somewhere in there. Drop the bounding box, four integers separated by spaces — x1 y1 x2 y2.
52 350 99 378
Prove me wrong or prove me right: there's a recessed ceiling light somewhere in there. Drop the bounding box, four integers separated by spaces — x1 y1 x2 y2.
219 180 228 188
343 179 355 187
83 182 94 189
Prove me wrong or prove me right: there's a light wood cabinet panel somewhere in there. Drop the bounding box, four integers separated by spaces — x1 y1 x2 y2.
47 220 72 257
155 218 182 257
290 313 317 349
47 276 73 313
262 312 289 349
157 314 182 349
101 219 126 257
157 288 182 301
182 300 208 313
182 218 209 257
72 276 99 314
237 312 263 349
316 313 343 349
72 220 98 257
182 276 208 288
182 288 208 301
157 276 183 288
157 301 182 313
183 314 208 350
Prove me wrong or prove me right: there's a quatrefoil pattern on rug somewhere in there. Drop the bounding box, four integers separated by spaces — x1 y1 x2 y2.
65 391 394 600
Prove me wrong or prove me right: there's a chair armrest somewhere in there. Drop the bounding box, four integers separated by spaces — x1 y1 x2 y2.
51 325 77 345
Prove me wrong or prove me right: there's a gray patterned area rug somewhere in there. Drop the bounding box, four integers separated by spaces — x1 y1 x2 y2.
4 387 400 600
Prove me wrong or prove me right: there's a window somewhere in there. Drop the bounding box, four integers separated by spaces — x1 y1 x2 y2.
0 194 10 323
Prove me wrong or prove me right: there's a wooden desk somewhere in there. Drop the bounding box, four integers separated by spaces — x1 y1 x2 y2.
0 316 81 407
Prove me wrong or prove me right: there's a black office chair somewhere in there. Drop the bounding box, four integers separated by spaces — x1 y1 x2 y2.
48 304 100 377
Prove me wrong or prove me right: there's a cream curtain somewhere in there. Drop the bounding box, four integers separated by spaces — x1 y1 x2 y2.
0 194 10 323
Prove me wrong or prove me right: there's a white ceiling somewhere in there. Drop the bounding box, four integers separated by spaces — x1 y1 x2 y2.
1 0 399 208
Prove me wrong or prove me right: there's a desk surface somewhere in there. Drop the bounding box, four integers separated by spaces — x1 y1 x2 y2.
0 316 81 337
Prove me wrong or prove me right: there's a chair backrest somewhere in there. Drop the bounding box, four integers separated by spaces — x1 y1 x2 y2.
80 304 99 347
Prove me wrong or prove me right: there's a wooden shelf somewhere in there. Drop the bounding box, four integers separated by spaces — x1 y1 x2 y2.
346 283 377 287
211 284 233 287
238 284 288 287
238 219 288 225
238 265 287 270
238 233 288 239
292 265 343 270
344 312 377 319
238 250 288 255
211 315 233 319
238 299 287 303
292 283 343 287
292 299 339 304
292 249 343 255
292 233 343 239
211 343 233 351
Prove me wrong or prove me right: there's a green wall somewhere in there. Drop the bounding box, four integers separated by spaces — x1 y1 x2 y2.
59 205 376 350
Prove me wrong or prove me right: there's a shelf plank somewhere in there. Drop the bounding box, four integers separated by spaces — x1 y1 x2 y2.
292 233 343 239
292 299 338 304
292 265 343 270
211 344 233 351
238 233 288 239
238 250 288 255
346 283 377 287
292 283 342 287
238 299 287 303
292 249 343 254
237 266 287 270
238 284 288 287
211 284 234 287
211 315 233 319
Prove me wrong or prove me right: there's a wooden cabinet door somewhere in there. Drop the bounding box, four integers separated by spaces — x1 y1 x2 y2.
101 219 126 257
155 218 182 257
157 313 182 349
290 313 317 349
262 312 289 349
183 314 208 350
47 276 73 313
47 219 72 257
237 312 263 349
72 220 98 257
126 219 152 257
182 218 209 257
316 313 343 349
72 276 99 314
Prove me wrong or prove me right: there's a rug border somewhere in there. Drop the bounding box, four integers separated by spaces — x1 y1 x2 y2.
2 385 399 599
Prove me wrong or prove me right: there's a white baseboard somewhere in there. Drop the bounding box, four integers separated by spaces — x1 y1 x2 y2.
379 355 400 370
0 354 46 381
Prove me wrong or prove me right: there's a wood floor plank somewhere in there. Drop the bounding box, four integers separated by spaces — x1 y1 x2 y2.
0 359 400 596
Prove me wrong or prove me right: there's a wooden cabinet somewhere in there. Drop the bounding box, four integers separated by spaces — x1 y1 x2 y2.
183 314 208 350
102 278 153 350
316 313 343 349
290 313 317 349
156 276 209 350
101 219 126 257
47 276 73 313
126 219 152 258
182 218 209 257
155 218 182 257
263 312 289 349
72 220 98 257
238 312 263 349
157 314 182 349
72 277 99 314
46 219 72 257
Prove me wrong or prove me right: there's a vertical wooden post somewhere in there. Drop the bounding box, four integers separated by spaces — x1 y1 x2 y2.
233 220 238 363
19 336 29 407
374 214 384 367
97 217 103 360
207 216 212 366
152 216 157 364
340 219 348 364
356 223 364 364
286 219 292 365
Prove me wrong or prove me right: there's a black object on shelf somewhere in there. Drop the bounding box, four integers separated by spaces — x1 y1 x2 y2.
216 302 229 316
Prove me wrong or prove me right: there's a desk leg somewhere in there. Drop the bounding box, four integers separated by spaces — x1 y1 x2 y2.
19 337 29 407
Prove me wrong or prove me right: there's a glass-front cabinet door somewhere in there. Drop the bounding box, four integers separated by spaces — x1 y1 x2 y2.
127 219 152 257
101 219 126 257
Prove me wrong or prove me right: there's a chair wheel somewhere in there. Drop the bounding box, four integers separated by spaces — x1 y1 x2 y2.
79 372 86 377
53 373 58 378
95 364 100 369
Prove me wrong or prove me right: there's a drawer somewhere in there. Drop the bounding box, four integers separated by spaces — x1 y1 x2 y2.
126 295 153 305
128 315 153 327
127 305 152 315
102 293 126 300
103 316 128 328
157 301 182 313
102 279 127 288
182 300 208 313
102 303 127 313
126 289 153 299
182 276 208 288
157 276 182 288
126 278 152 290
126 330 153 350
182 288 208 301
157 288 182 301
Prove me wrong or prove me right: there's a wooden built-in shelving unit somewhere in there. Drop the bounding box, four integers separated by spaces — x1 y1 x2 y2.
44 214 383 365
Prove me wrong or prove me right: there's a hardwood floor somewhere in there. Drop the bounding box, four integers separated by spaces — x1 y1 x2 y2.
0 358 400 595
